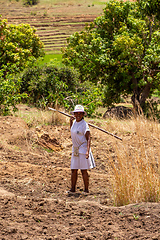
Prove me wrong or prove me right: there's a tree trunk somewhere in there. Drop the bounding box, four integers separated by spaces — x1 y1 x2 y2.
139 82 152 109
131 74 141 112
131 82 152 113
131 93 141 113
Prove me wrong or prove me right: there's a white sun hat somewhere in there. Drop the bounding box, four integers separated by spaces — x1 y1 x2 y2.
71 105 87 115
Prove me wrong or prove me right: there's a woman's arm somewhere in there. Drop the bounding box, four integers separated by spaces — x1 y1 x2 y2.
85 131 91 159
70 116 75 129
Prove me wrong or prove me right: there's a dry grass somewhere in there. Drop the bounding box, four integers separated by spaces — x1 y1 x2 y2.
15 104 70 127
108 116 160 206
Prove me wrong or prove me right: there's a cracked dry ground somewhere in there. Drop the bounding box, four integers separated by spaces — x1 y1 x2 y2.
0 114 160 240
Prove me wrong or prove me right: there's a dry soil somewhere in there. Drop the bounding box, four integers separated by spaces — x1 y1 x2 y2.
0 106 160 240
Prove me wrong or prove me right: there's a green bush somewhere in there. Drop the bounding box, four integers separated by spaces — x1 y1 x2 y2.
20 62 104 116
23 0 39 6
0 71 27 115
20 63 79 108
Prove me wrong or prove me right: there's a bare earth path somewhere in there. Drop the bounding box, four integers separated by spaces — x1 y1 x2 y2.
0 107 160 239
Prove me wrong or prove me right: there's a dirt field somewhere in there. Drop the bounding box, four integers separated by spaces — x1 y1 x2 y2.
0 105 160 240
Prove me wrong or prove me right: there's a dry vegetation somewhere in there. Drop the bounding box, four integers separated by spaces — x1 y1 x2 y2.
15 105 160 206
108 117 160 206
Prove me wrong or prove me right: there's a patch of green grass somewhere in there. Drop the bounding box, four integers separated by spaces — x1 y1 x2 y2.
92 0 108 5
38 53 62 65
133 214 139 220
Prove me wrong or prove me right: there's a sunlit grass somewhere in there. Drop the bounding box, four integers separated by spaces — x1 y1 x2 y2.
107 116 160 206
92 0 109 5
15 104 69 127
38 53 62 66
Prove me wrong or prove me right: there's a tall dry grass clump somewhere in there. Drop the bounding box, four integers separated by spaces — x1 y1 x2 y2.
16 105 69 127
108 116 160 206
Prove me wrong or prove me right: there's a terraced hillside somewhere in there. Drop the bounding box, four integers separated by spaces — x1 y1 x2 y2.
0 0 105 54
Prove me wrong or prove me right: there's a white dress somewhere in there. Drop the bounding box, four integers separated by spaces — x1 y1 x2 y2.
70 119 95 170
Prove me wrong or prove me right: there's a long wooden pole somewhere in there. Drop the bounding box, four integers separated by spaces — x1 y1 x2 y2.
48 107 122 141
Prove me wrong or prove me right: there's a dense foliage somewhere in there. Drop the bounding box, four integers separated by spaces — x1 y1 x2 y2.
138 0 160 19
20 64 78 108
0 72 27 115
20 63 103 116
0 16 45 115
62 0 160 114
0 16 44 77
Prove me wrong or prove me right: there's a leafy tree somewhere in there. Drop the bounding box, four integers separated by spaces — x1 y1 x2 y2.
0 16 44 77
62 0 160 113
0 16 44 115
138 0 160 19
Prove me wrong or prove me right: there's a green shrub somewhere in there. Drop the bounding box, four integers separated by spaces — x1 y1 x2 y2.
20 62 104 116
0 72 27 115
23 0 39 6
20 63 79 108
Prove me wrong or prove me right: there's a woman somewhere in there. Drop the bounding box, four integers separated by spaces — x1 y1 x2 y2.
69 105 95 194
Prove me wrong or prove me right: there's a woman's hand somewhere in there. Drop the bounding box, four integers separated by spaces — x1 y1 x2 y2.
86 151 89 159
85 131 91 159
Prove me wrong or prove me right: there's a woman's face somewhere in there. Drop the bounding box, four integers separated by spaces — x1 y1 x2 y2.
74 112 84 122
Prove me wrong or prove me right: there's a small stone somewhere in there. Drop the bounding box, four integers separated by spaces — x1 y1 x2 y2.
80 225 86 231
69 221 74 226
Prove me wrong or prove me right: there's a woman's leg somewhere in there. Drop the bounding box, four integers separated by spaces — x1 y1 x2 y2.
71 169 78 192
81 170 89 193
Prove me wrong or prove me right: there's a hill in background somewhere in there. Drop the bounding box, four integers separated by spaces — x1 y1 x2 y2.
0 0 107 54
